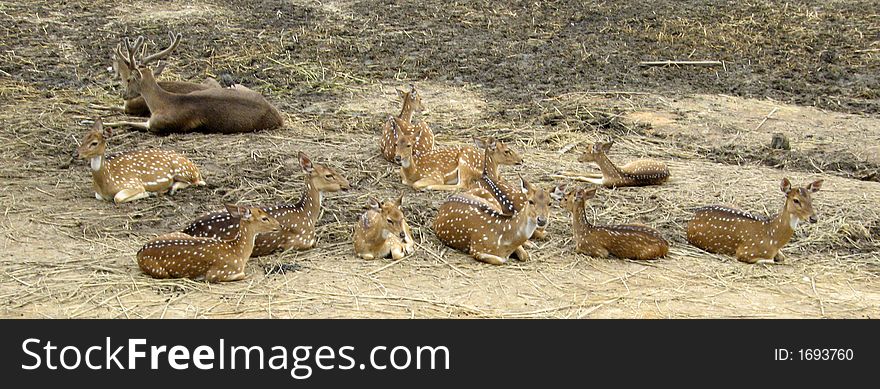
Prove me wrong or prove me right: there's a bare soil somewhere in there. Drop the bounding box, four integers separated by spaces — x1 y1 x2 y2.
0 0 878 318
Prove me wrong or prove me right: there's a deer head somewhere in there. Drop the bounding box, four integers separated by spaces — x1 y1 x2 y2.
299 152 351 192
473 137 523 166
366 195 408 242
116 33 180 99
393 124 418 166
225 204 281 234
578 141 614 163
397 84 424 113
781 178 823 225
77 119 111 160
556 185 598 214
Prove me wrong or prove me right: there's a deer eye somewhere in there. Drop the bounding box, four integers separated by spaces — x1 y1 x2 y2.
90 141 99 146
261 217 269 222
528 200 535 205
324 174 333 178
386 218 393 224
793 198 801 205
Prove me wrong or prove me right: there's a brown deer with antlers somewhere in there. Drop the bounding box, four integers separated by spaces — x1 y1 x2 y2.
577 141 669 187
76 118 204 203
687 178 823 264
104 33 284 134
353 195 415 260
138 205 280 282
101 33 222 117
433 176 551 265
554 185 668 260
182 152 350 257
380 85 434 162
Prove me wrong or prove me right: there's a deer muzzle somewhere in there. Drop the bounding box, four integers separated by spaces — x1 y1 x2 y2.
537 216 548 227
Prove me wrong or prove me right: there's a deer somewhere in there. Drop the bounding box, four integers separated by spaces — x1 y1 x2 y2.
433 176 551 265
353 195 416 260
99 33 222 117
103 33 284 134
182 152 350 257
576 141 669 187
394 125 493 191
76 118 205 203
137 205 281 282
686 178 823 264
554 185 668 260
380 85 434 162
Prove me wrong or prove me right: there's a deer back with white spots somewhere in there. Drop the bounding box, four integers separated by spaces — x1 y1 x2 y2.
380 85 434 162
104 33 284 134
183 152 350 257
108 33 220 117
578 141 670 187
394 125 485 191
687 178 823 264
76 118 205 203
555 185 668 260
137 205 281 282
433 177 550 265
353 195 415 260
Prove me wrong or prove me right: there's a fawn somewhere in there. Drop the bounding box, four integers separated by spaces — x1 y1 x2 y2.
577 141 669 187
433 176 551 265
353 195 415 260
394 126 490 191
380 85 434 162
138 205 280 282
77 118 204 203
687 178 823 264
104 33 284 134
554 185 668 260
182 152 350 257
106 33 220 117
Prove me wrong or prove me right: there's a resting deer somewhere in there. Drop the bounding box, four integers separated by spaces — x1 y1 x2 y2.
433 176 551 265
394 126 493 191
554 185 668 260
104 34 284 134
76 118 204 203
182 152 350 257
380 85 434 162
577 141 669 187
353 195 415 260
687 178 823 264
138 205 280 282
102 33 221 117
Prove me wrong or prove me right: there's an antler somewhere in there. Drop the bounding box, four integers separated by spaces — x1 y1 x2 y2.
115 36 144 71
141 32 182 64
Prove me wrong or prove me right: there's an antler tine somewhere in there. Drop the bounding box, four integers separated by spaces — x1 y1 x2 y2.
141 32 182 64
114 43 130 68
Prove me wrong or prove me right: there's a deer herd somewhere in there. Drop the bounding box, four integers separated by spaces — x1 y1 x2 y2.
78 33 825 282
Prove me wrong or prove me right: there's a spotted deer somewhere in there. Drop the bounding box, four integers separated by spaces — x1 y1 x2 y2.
394 127 493 191
380 85 434 162
103 34 284 134
433 176 551 265
577 141 669 187
687 178 823 264
554 185 668 260
182 152 350 257
103 33 221 117
353 195 415 260
76 118 204 203
138 205 280 282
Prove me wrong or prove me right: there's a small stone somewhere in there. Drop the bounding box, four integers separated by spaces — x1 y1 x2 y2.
770 133 790 150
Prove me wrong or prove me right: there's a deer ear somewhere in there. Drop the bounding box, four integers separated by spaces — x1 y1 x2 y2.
298 152 314 173
224 204 242 218
473 137 487 149
583 187 598 199
367 198 380 211
518 176 532 194
781 178 792 194
601 142 613 152
154 61 167 76
241 208 253 221
396 89 406 98
807 179 823 193
551 185 566 201
394 194 404 207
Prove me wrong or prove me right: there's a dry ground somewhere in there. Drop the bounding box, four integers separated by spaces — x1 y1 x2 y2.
0 0 878 318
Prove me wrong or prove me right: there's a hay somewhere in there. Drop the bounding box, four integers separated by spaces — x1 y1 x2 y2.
0 0 878 319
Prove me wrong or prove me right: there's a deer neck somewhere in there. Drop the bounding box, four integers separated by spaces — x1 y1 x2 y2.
481 152 516 214
295 179 323 228
400 154 420 181
570 203 594 245
229 221 260 258
138 72 173 112
399 99 415 122
89 154 112 194
768 202 796 248
592 153 623 181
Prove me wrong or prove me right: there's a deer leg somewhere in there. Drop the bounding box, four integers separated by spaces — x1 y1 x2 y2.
169 181 191 195
773 251 786 263
88 103 125 113
531 229 547 240
358 253 376 260
473 252 507 265
514 246 531 261
114 187 149 203
102 120 151 131
735 246 760 264
390 246 406 260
